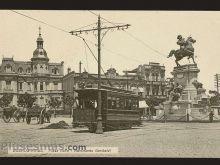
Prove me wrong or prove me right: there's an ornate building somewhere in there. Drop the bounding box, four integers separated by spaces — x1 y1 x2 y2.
124 62 166 99
63 62 167 111
0 27 64 108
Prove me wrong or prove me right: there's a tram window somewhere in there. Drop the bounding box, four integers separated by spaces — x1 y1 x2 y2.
85 99 97 109
120 98 125 110
125 99 128 110
108 98 112 109
125 99 132 110
116 98 120 109
112 100 116 109
78 99 83 109
131 99 138 110
79 99 85 109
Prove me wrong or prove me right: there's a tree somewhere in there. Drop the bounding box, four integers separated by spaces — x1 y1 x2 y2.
0 93 13 108
17 92 37 108
209 90 220 106
63 95 76 118
48 97 62 118
145 96 164 107
145 96 164 118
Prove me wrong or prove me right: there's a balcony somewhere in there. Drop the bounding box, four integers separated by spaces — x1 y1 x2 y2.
46 90 63 94
3 88 15 93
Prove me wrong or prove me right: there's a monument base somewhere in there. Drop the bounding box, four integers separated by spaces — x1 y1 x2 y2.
162 100 192 121
158 64 200 121
172 64 200 101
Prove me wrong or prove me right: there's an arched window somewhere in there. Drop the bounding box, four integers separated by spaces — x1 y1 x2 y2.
161 72 165 79
155 73 159 81
145 73 149 79
161 86 165 95
5 64 12 72
52 68 59 75
26 67 31 73
145 85 150 96
18 67 23 74
151 73 155 81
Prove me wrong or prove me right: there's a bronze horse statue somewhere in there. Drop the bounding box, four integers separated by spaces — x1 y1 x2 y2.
168 36 196 66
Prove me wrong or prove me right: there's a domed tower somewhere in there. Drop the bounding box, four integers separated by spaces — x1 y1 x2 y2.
31 26 49 74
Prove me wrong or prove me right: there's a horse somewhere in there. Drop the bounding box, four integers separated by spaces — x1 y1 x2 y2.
168 37 196 66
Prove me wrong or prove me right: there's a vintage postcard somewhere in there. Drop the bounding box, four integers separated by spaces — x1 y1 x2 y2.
0 10 220 157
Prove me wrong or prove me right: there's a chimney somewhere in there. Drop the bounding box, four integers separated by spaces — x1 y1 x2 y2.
67 67 71 74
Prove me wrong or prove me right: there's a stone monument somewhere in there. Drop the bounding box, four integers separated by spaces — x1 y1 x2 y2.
172 64 200 101
161 35 203 121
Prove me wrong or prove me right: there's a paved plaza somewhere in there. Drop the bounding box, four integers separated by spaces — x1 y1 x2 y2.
0 116 220 157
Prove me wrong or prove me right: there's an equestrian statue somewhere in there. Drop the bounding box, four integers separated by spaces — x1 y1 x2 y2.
168 35 196 66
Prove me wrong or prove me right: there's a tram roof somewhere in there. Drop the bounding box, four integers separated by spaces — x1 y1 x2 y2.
74 86 139 97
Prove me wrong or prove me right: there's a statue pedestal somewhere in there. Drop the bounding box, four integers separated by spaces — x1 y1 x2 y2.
159 64 200 121
172 64 200 101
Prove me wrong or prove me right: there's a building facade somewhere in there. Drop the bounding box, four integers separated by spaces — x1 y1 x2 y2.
124 62 166 99
0 27 64 108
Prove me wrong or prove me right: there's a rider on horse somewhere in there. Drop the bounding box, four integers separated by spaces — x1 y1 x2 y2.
177 35 187 58
177 35 186 50
177 35 195 58
168 35 196 66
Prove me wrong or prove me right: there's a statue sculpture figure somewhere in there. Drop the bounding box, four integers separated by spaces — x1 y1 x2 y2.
192 80 206 96
169 83 183 102
192 80 203 90
168 35 196 66
166 78 175 96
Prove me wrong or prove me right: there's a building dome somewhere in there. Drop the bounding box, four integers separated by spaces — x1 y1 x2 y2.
31 26 49 61
33 48 48 57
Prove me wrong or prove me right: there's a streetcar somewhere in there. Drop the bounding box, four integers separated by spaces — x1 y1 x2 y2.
72 85 141 132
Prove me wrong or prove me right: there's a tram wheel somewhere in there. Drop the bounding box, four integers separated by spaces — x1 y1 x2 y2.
88 124 96 133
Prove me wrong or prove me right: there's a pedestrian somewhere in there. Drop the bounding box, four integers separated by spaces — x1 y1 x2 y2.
209 109 214 123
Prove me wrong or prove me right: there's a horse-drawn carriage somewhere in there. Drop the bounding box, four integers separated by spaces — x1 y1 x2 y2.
1 106 26 123
25 105 52 124
1 105 52 124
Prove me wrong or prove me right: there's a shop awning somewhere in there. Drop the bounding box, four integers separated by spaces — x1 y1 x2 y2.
139 100 149 108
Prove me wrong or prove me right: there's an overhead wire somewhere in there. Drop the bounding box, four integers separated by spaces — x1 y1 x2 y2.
10 10 143 79
82 38 113 87
84 41 89 72
11 10 97 34
11 10 69 33
11 10 145 65
88 10 170 59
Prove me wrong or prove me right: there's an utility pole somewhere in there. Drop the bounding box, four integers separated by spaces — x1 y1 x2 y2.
70 15 130 134
126 69 129 91
79 61 82 74
96 16 102 134
187 65 190 122
215 74 219 93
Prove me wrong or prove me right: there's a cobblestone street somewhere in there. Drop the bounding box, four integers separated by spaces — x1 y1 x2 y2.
1 116 220 157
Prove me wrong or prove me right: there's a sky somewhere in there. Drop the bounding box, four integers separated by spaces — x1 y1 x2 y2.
0 10 220 91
